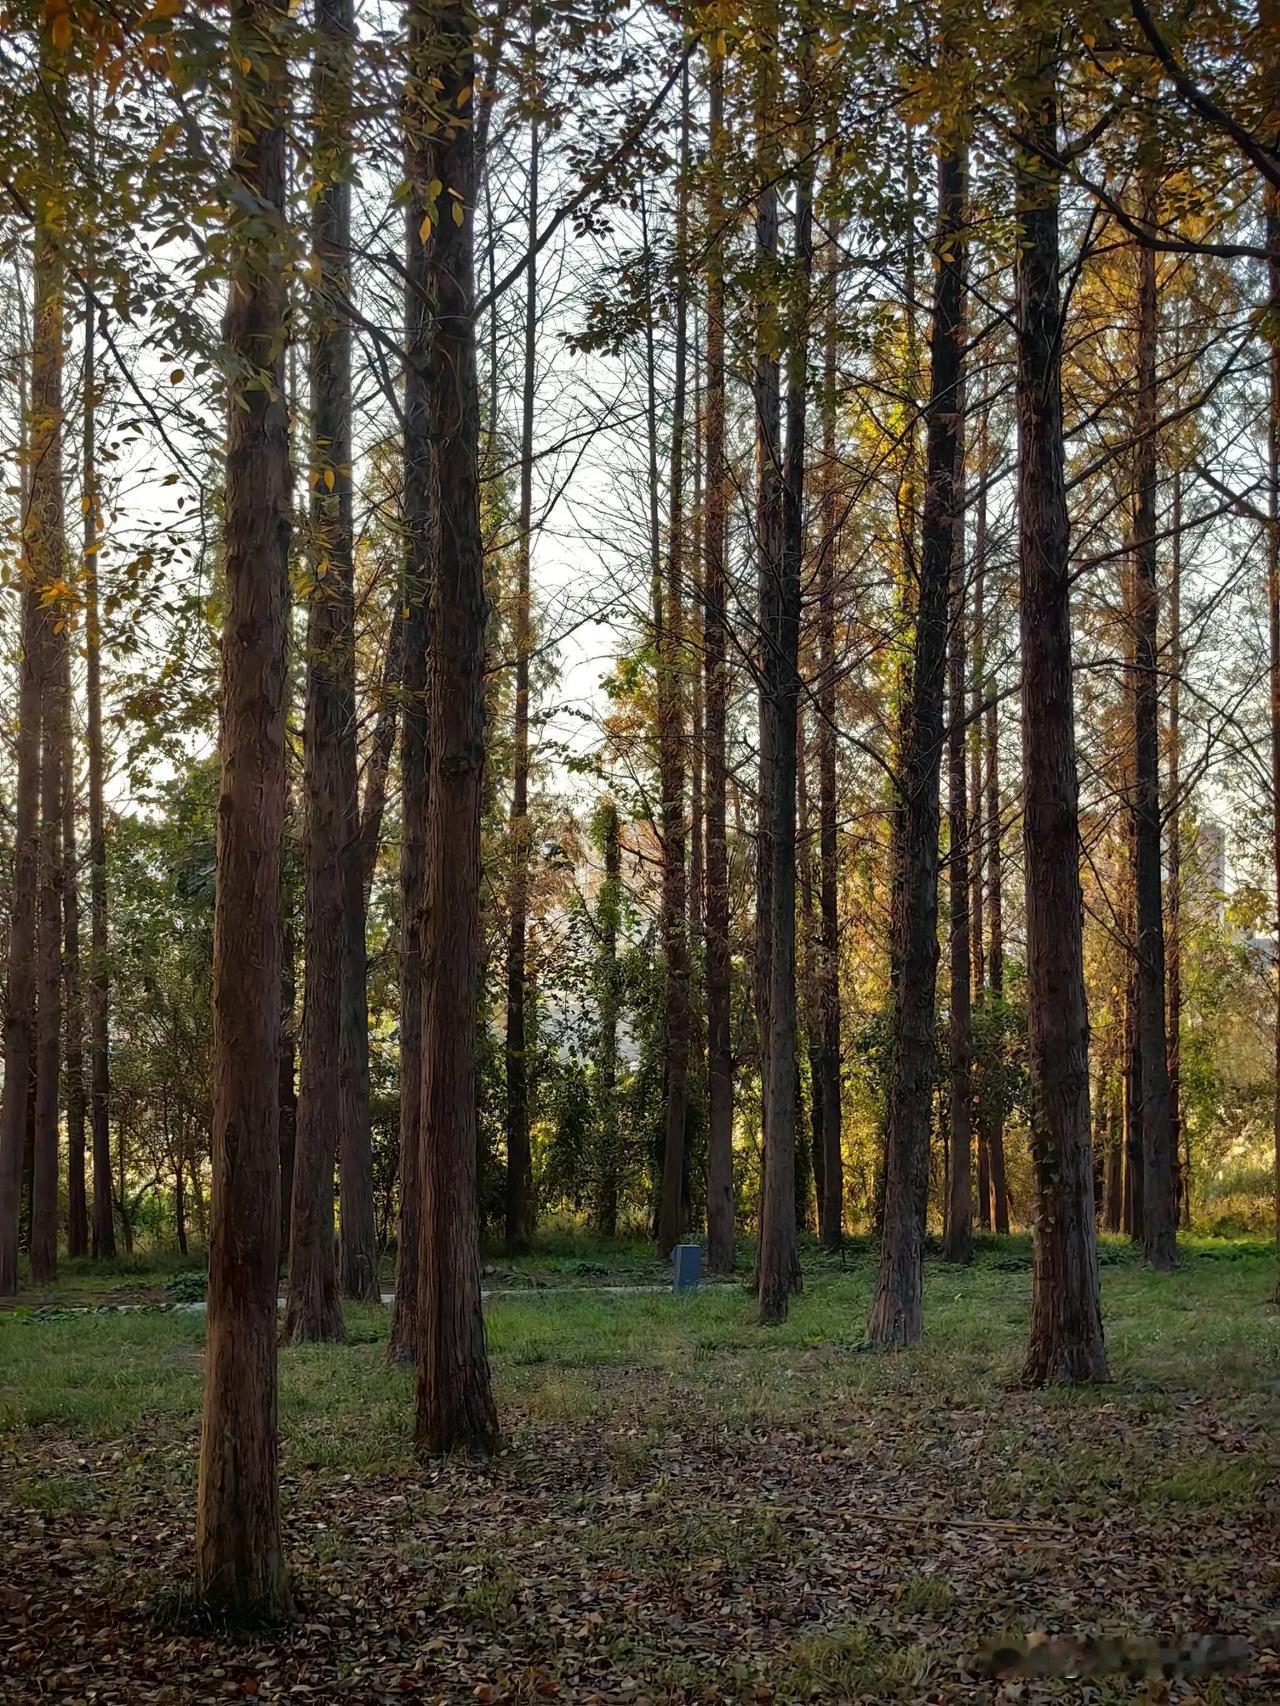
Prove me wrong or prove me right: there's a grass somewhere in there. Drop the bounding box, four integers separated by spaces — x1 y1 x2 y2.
2 1236 1276 1449
1 1234 1277 1702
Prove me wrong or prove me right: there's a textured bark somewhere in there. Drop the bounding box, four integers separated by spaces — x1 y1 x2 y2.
0 379 45 1297
1014 42 1108 1385
656 71 691 1263
1267 181 1280 1273
389 181 433 1365
867 133 965 1346
983 662 1009 1234
504 93 539 1257
195 0 291 1614
594 802 622 1240
357 598 405 901
63 648 88 1260
817 210 843 1254
970 414 989 1232
286 0 362 1339
1131 173 1176 1272
83 275 114 1263
943 301 972 1265
757 94 811 1326
30 56 69 1289
1167 470 1186 1226
703 44 735 1275
411 0 499 1459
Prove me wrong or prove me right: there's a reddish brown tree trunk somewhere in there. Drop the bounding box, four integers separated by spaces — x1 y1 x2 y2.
389 188 432 1365
757 79 811 1326
64 650 88 1261
285 0 362 1339
412 0 499 1458
1166 469 1186 1226
817 207 843 1253
943 280 972 1265
656 70 691 1263
195 0 291 1614
867 129 965 1345
703 43 735 1275
504 94 539 1257
30 45 69 1288
1014 41 1108 1385
984 649 1009 1235
83 267 114 1263
1132 170 1176 1271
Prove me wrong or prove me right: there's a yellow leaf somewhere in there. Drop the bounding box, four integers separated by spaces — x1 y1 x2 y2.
419 213 432 241
451 200 464 225
50 13 72 50
456 84 472 106
80 495 92 515
323 468 335 490
428 177 442 198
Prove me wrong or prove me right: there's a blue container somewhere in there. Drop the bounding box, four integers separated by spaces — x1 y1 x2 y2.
672 1243 702 1293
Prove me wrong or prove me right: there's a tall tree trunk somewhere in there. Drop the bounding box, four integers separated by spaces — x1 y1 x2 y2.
757 72 812 1326
412 0 499 1459
1265 134 1280 1283
798 712 824 1231
84 265 114 1263
594 801 622 1238
388 250 430 1359
63 651 87 1260
703 41 735 1275
1166 468 1186 1227
286 0 361 1340
817 206 843 1254
970 406 989 1231
944 278 972 1265
1132 168 1176 1271
0 313 44 1295
1014 38 1108 1385
866 123 965 1346
983 635 1009 1234
656 71 691 1262
504 90 539 1256
195 0 291 1613
30 32 70 1289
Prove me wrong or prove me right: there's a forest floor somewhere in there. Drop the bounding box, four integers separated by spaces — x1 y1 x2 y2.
1 1235 1277 1705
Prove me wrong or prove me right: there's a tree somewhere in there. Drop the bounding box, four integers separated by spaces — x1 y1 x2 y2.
867 84 966 1346
195 0 292 1615
1131 159 1177 1271
504 47 539 1257
655 66 692 1263
410 0 499 1459
284 0 361 1344
1014 30 1109 1386
702 34 735 1275
756 29 810 1326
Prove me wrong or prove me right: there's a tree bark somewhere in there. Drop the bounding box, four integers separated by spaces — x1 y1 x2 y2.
757 72 812 1326
0 317 45 1297
195 0 291 1614
943 297 972 1264
63 645 88 1260
656 69 691 1263
817 205 843 1254
594 801 622 1238
389 165 434 1363
357 597 406 900
83 267 114 1263
1131 167 1176 1272
1166 469 1186 1226
866 126 965 1345
703 41 735 1276
983 638 1009 1235
285 0 362 1340
30 37 70 1289
411 0 499 1459
504 85 539 1257
1014 38 1109 1385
